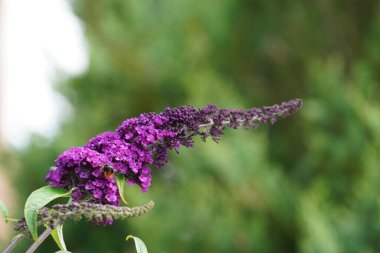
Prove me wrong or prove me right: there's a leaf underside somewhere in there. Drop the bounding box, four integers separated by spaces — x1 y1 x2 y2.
115 172 128 205
24 186 73 241
126 235 148 253
0 200 10 223
51 224 67 251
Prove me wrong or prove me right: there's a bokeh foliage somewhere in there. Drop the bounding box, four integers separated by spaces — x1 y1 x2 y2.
4 0 380 252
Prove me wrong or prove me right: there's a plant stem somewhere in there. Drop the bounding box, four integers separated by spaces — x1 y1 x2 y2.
2 235 24 253
25 227 53 253
198 117 259 128
5 218 19 223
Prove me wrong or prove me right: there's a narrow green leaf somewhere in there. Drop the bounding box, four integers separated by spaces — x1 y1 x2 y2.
51 224 67 250
0 200 10 223
115 173 128 204
126 235 148 253
4 218 19 222
24 186 73 241
11 233 24 241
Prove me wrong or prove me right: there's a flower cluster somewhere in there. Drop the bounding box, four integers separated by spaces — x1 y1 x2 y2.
45 99 302 206
15 201 155 237
37 200 155 228
46 147 119 205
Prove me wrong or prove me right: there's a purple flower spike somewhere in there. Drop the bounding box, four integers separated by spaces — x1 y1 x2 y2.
46 99 302 209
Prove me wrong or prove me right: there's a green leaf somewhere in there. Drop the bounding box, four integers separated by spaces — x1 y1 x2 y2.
126 235 148 253
55 251 72 253
0 200 10 223
115 173 128 204
11 233 24 241
51 224 67 251
24 186 73 241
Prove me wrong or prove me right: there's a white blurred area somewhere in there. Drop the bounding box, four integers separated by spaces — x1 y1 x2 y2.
0 0 88 148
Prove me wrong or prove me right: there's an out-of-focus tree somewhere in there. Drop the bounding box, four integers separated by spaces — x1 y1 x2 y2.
5 0 380 252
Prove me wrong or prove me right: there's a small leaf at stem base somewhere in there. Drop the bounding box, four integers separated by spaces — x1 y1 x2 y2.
0 200 10 223
24 186 73 241
126 235 148 253
51 224 67 251
115 173 128 205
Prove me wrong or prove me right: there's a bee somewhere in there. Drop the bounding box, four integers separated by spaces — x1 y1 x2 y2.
102 165 114 179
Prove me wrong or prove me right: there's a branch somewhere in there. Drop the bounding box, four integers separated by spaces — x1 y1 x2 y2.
198 118 258 128
2 234 24 253
25 227 54 253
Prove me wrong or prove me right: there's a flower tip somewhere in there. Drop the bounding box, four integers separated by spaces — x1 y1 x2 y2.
294 98 303 108
146 200 155 208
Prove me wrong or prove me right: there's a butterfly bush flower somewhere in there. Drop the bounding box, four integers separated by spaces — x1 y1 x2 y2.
46 99 302 207
46 147 120 205
85 131 158 192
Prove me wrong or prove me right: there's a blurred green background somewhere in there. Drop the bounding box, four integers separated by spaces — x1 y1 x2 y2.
2 0 380 252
